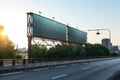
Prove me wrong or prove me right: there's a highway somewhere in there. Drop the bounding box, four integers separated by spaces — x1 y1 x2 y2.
0 58 120 80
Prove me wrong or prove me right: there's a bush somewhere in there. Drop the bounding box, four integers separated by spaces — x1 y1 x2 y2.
31 43 110 60
31 45 47 59
111 52 118 56
16 55 22 59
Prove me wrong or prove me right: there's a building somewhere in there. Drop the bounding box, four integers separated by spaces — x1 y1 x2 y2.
112 46 119 53
101 38 119 53
101 38 111 49
18 47 27 54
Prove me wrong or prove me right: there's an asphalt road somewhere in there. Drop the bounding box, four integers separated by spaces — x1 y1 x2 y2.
1 58 120 80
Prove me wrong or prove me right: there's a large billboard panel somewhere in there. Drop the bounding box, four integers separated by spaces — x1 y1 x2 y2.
32 13 66 41
27 12 87 44
68 27 87 44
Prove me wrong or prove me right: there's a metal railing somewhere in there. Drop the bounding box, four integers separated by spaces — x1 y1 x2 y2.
0 56 109 67
0 57 115 73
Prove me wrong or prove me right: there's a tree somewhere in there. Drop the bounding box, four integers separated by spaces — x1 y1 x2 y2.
0 25 16 59
30 43 111 60
86 43 110 57
86 43 95 57
31 45 47 59
46 44 85 59
72 45 86 58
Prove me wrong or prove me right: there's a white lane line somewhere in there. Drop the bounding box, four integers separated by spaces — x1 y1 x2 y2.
81 67 90 70
90 62 96 64
71 64 78 66
51 74 67 79
2 71 23 76
34 68 49 71
98 64 104 66
82 63 87 64
104 73 114 80
55 65 66 68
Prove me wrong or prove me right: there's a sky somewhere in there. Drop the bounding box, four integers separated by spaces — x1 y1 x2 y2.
0 0 120 48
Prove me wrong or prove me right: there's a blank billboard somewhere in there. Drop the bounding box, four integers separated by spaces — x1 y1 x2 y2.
68 27 87 44
32 13 66 41
27 12 87 44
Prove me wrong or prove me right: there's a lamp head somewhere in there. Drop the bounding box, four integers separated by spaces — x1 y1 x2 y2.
96 31 100 35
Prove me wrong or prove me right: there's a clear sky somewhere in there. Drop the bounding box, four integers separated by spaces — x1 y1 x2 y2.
0 0 120 48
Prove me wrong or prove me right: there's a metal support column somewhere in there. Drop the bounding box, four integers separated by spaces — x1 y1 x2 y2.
28 36 32 59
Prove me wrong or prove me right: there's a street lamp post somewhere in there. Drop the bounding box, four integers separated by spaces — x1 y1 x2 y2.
88 29 111 50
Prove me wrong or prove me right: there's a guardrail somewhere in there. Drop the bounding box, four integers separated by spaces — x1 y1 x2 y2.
0 57 116 73
0 59 28 66
0 58 91 66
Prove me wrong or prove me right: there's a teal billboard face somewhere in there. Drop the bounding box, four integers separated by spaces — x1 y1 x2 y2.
68 27 87 44
32 13 66 41
27 12 87 44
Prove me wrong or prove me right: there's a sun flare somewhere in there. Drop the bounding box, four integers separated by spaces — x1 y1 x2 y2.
2 30 7 36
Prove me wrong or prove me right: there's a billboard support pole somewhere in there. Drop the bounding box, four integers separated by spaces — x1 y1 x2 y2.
66 25 69 42
27 13 33 59
28 36 32 59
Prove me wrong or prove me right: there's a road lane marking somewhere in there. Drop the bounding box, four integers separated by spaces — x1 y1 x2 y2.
71 64 78 66
81 67 90 70
2 71 23 76
55 65 66 68
34 68 49 71
51 74 67 79
90 62 96 64
104 73 114 80
98 64 104 66
82 63 88 64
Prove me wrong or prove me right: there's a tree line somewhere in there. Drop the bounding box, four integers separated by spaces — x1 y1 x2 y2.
31 43 111 60
0 25 16 59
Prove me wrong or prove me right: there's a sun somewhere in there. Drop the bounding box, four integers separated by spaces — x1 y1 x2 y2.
0 25 4 34
2 30 7 36
0 25 8 37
